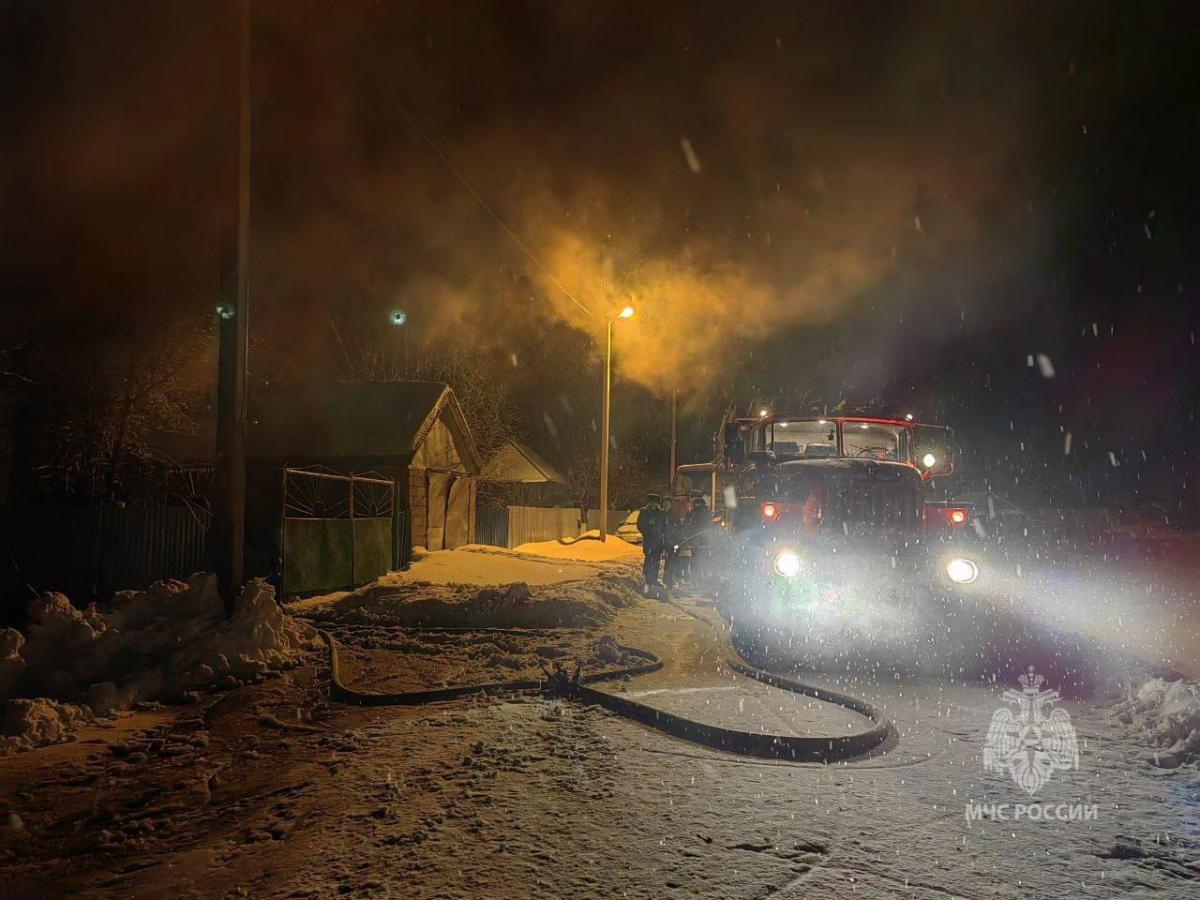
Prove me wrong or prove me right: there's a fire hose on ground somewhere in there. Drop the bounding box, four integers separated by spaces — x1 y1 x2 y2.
317 606 895 763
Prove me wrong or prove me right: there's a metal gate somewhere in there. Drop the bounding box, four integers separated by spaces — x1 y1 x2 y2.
281 468 395 594
474 506 509 548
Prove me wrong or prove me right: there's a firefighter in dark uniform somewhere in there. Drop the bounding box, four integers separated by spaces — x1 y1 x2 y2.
676 492 713 585
636 492 666 596
685 491 711 534
663 497 687 592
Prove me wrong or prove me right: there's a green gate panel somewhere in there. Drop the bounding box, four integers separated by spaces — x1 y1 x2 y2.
353 517 393 585
283 519 353 594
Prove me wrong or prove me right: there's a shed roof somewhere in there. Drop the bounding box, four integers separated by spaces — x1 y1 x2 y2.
481 440 565 484
249 381 482 472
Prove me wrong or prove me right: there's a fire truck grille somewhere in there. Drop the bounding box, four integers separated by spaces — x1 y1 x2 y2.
828 481 919 533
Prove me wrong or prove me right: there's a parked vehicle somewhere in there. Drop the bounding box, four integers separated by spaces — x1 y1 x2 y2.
615 510 642 544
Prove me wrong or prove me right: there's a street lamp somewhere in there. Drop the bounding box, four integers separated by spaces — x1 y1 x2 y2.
599 305 635 541
389 309 409 374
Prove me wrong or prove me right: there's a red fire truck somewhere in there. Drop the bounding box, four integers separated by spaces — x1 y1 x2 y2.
674 408 986 615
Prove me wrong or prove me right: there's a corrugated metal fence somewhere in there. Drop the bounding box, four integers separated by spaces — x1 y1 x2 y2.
1 505 210 605
506 506 582 548
472 506 635 549
474 506 509 548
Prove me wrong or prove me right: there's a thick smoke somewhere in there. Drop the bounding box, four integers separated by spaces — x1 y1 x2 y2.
326 0 1037 402
6 2 1199 510
6 2 1039 401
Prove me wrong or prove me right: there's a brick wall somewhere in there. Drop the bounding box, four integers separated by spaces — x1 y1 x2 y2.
408 468 428 549
467 477 476 546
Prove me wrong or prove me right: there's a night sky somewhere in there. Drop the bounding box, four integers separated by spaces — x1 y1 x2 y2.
3 1 1198 514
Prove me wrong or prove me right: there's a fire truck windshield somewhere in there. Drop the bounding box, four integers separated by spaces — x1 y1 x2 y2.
768 421 837 458
841 421 910 461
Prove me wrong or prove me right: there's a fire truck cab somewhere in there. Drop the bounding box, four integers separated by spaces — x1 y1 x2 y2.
676 410 986 612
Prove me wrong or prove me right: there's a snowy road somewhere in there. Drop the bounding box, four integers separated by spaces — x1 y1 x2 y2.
1 598 1197 898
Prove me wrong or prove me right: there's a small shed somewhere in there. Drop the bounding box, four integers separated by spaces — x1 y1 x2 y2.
480 439 568 507
244 380 482 592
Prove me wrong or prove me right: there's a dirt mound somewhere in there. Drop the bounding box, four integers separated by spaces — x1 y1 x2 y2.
1 575 318 752
299 573 640 629
327 625 642 692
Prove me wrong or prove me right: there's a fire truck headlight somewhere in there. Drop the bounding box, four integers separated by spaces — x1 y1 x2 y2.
773 550 802 578
945 557 979 584
922 452 937 468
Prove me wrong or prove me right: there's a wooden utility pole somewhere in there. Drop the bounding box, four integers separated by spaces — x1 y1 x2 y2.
213 0 251 614
599 319 613 541
669 385 677 491
598 307 634 541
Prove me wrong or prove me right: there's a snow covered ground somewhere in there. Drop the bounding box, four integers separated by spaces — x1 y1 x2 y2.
512 531 643 562
0 594 1196 898
326 623 644 693
1 545 1197 898
291 547 642 630
289 539 642 602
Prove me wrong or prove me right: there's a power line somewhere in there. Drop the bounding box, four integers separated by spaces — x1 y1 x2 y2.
388 94 596 321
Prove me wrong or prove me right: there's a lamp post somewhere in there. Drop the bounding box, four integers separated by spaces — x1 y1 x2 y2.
390 309 408 375
599 305 635 542
669 384 677 490
213 0 252 614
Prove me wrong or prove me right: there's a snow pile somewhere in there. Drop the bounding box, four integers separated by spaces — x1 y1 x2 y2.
300 573 641 629
514 531 642 562
1 698 92 753
364 546 607 587
0 627 23 699
1 575 318 752
1112 677 1200 768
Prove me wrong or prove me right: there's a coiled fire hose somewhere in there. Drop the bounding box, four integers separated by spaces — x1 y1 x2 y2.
318 605 894 763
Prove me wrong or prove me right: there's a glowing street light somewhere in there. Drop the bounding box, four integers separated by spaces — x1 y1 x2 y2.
388 310 410 373
599 305 635 541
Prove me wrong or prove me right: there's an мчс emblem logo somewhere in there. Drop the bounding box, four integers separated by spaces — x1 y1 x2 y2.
983 666 1080 795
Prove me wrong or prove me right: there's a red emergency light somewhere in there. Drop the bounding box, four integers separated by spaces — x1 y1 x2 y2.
933 507 969 526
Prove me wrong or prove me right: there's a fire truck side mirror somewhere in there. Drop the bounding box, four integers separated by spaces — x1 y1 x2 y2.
723 423 745 466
